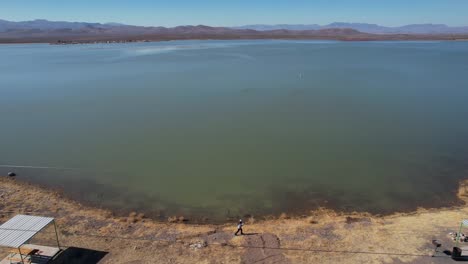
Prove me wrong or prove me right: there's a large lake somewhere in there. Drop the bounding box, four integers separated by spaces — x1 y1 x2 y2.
1 40 468 221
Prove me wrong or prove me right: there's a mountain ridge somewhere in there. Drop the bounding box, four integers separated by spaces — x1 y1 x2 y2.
234 22 468 34
1 19 468 44
1 19 468 34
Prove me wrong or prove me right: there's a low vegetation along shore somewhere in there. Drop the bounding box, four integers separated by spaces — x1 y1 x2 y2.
1 176 468 263
2 25 468 44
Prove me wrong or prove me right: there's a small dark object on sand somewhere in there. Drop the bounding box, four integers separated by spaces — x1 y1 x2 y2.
452 247 462 259
432 240 441 257
7 172 16 177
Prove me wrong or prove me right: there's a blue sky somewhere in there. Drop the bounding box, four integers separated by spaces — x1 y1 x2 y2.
1 0 468 27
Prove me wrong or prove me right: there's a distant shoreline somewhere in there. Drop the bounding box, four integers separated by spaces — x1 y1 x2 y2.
2 31 468 45
1 37 468 45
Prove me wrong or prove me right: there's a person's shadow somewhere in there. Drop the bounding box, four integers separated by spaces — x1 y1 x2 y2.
242 233 259 236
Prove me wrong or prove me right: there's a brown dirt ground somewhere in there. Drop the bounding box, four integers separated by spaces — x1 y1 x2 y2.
1 177 468 264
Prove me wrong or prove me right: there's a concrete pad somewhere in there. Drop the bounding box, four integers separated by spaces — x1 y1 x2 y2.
0 244 60 264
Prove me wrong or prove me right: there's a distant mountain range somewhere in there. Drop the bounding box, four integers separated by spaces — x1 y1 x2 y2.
234 23 468 34
2 19 468 34
1 19 468 44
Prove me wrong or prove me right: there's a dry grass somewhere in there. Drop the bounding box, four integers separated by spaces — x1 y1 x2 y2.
1 177 467 263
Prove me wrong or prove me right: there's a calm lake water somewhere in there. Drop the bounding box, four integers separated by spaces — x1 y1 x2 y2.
1 40 468 221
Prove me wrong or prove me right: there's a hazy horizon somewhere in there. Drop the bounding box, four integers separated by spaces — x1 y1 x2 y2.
2 18 468 29
1 0 468 27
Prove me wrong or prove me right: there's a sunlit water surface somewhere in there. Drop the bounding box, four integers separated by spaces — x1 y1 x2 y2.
1 40 468 221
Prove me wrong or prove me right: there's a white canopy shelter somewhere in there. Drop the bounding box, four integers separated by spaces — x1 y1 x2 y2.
0 215 60 264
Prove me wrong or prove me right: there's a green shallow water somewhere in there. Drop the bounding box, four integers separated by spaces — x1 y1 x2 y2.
1 40 468 221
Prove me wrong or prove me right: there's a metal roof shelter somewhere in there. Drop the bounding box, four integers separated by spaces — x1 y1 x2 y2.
0 215 60 264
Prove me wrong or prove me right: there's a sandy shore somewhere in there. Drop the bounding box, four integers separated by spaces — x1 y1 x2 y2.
1 177 468 264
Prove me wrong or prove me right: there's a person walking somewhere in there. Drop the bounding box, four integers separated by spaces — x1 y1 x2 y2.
235 219 244 236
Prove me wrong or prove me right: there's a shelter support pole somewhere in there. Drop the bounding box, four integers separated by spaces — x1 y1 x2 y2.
18 246 24 264
53 220 60 249
456 222 463 247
